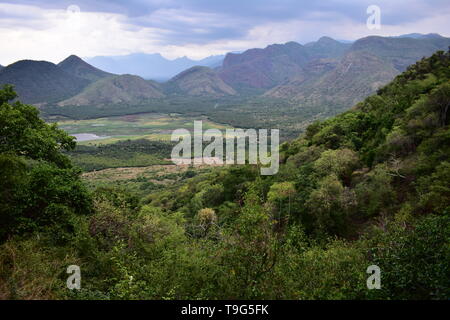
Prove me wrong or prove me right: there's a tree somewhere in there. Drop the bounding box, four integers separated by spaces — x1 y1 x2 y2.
0 85 91 241
314 148 359 183
0 85 75 168
306 174 356 236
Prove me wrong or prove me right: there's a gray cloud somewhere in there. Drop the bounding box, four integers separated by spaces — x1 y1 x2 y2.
0 0 449 64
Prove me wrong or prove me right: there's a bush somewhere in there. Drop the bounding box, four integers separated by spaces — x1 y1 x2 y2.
370 215 450 299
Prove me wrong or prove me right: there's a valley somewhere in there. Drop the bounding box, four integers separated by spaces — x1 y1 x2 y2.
2 33 447 143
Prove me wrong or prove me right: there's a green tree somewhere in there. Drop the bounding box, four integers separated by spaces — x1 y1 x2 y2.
0 85 91 241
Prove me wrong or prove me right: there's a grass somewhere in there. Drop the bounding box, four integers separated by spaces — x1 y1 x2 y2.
81 164 213 197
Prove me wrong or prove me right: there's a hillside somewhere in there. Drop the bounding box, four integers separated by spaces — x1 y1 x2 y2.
303 36 351 59
58 74 165 107
58 55 114 82
139 49 450 299
218 37 350 90
219 42 309 90
0 60 90 104
166 66 236 97
266 50 399 106
350 35 450 71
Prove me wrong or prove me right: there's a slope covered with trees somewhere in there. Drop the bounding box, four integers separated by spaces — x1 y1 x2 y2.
58 74 165 107
0 50 449 300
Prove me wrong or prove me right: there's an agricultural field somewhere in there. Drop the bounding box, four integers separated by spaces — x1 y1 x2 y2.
56 112 233 145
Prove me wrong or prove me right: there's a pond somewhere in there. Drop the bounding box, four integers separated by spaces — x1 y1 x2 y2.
71 133 111 142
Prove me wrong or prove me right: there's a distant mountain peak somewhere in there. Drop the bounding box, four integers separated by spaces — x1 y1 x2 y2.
60 54 84 63
58 54 113 82
317 36 338 43
58 54 96 67
394 33 444 39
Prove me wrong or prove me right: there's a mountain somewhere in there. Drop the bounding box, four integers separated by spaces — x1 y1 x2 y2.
165 66 236 97
264 35 450 103
197 55 226 69
58 74 165 107
350 35 450 71
304 36 351 59
393 33 445 39
58 55 114 82
2 35 449 108
218 42 309 90
86 53 225 81
0 60 90 104
266 50 398 107
218 38 350 91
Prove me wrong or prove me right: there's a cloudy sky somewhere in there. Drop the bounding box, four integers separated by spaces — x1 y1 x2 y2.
0 0 449 65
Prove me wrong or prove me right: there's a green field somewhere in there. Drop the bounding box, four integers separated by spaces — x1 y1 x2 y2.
57 112 233 145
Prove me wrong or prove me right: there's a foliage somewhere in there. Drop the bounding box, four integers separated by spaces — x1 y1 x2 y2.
0 85 91 241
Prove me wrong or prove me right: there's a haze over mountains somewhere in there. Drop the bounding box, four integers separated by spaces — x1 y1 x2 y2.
1 33 449 109
86 53 225 81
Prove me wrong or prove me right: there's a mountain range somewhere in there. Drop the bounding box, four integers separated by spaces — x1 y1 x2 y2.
1 33 449 109
218 34 450 108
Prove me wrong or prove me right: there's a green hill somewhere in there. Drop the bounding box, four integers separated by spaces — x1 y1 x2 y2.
58 74 165 107
0 60 90 104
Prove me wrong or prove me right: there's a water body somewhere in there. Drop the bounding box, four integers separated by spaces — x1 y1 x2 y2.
71 133 110 142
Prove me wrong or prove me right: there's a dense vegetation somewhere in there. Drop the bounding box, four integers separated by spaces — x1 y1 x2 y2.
0 84 91 242
1 50 449 300
66 140 173 171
